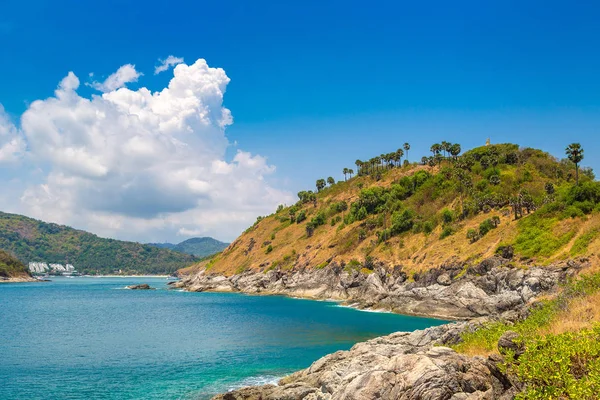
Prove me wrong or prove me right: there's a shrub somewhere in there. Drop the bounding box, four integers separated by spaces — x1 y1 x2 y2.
441 209 454 224
467 228 479 243
423 221 434 235
510 327 600 400
265 245 273 254
440 226 454 239
296 210 307 223
479 218 496 236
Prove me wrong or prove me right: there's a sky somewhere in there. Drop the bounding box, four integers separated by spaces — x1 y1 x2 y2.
0 0 599 243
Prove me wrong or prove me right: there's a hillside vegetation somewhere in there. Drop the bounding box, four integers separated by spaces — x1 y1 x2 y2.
147 237 229 257
0 212 197 275
0 250 31 279
185 142 599 277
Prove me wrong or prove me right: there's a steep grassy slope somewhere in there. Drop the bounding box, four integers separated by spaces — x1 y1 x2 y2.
147 237 229 257
183 143 600 278
0 212 197 275
0 250 31 279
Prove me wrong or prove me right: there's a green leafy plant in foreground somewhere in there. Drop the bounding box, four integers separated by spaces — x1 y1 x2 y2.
511 326 600 400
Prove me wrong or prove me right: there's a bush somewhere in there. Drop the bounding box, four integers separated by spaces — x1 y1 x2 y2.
479 218 496 236
440 226 454 239
510 327 600 400
296 210 307 223
265 245 273 254
390 209 415 235
441 209 454 224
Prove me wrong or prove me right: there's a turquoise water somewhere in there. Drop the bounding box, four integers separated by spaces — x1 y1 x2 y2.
0 277 446 399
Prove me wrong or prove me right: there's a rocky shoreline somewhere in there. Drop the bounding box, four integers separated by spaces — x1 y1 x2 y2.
175 257 581 399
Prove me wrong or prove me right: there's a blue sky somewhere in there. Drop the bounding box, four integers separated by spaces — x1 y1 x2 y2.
0 0 599 242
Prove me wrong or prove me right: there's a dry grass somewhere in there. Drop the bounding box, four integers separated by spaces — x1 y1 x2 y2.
542 291 600 336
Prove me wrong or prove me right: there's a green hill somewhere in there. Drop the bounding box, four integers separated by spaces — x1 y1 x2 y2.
184 142 599 277
147 237 229 257
0 250 31 279
0 212 197 275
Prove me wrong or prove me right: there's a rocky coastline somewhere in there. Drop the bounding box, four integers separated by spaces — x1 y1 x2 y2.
175 257 581 399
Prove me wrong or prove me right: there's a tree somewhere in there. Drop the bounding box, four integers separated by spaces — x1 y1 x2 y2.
441 141 451 158
355 160 362 175
421 156 428 165
395 148 404 166
566 143 584 185
430 143 442 157
316 178 326 192
449 143 461 160
327 176 335 186
342 168 349 181
348 169 354 179
403 142 410 163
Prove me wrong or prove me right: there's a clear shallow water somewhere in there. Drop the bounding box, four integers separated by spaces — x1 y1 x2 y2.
0 277 447 399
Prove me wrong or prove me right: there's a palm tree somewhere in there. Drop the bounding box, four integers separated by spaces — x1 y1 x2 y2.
449 143 461 160
441 141 451 158
355 160 362 175
348 169 354 178
342 168 349 181
421 156 428 165
403 142 410 163
327 176 335 186
430 143 442 157
566 143 584 185
395 148 404 166
316 178 326 192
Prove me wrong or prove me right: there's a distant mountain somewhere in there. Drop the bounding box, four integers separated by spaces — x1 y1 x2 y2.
0 212 197 275
147 237 229 258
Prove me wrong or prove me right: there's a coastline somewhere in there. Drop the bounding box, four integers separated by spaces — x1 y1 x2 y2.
178 257 580 399
0 276 38 283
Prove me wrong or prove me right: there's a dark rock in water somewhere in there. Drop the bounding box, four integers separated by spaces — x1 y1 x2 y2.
126 283 155 290
498 331 525 359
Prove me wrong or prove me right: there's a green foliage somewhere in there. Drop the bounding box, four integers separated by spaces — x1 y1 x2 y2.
440 226 455 239
0 212 196 275
265 244 273 254
511 327 600 400
441 209 454 224
0 250 30 278
571 229 600 256
296 210 307 223
479 218 496 236
514 215 576 258
390 209 415 235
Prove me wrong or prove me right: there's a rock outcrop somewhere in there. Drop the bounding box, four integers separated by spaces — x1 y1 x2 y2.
176 257 574 320
213 322 518 400
126 283 155 290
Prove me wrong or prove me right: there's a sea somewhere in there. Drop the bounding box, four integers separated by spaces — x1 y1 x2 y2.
0 276 447 399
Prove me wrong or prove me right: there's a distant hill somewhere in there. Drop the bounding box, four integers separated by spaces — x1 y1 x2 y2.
147 237 229 258
0 250 31 280
0 212 197 275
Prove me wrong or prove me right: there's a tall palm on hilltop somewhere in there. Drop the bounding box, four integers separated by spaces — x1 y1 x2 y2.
566 143 584 185
403 142 410 162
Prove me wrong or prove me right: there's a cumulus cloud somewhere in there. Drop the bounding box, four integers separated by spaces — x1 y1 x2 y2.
0 106 26 163
155 55 184 75
89 64 142 92
1 59 293 242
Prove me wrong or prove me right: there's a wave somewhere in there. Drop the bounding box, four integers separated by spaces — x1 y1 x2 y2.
227 374 281 391
332 303 393 314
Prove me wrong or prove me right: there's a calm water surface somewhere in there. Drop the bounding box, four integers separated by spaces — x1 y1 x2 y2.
0 277 446 399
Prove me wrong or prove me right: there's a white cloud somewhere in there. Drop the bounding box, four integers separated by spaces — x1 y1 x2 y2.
154 55 184 75
1 58 293 242
0 106 26 163
89 64 142 92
